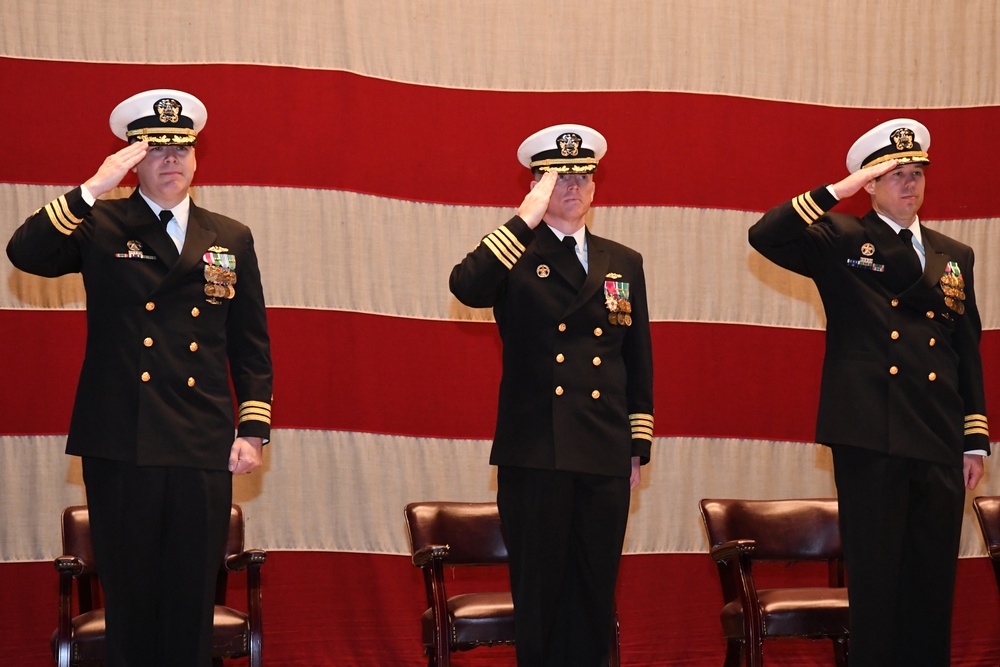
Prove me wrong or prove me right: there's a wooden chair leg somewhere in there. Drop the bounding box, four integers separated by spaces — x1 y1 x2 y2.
833 637 849 667
723 639 742 667
609 608 621 667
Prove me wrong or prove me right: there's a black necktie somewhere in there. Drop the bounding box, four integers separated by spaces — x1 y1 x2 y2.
159 209 173 227
562 235 587 287
897 228 922 282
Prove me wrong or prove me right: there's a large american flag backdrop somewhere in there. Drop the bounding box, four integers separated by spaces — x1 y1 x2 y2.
2 2 999 664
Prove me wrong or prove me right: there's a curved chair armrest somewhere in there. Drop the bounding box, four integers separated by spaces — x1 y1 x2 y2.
412 544 450 568
709 539 756 564
54 555 87 578
226 549 267 572
54 556 87 667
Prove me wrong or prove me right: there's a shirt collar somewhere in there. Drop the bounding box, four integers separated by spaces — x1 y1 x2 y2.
546 223 587 250
878 212 923 247
138 189 191 228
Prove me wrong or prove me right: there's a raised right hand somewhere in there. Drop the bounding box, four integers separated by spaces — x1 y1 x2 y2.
83 141 148 199
516 170 557 229
830 158 899 200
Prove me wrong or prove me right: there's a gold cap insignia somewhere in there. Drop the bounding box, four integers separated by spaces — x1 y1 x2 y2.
155 98 182 124
891 127 915 151
557 133 582 158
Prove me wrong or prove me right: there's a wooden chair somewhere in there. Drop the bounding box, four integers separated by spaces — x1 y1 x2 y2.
404 501 620 667
699 498 849 667
972 496 1000 596
51 504 266 667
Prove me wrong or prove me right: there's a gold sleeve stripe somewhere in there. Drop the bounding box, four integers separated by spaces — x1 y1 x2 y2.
239 401 272 424
478 225 526 270
496 225 526 252
239 413 271 424
44 196 84 235
791 192 824 225
483 236 515 269
965 414 988 437
489 227 525 259
800 191 825 218
630 413 654 440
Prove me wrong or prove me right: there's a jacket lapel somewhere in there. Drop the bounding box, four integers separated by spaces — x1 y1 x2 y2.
918 230 948 290
170 202 217 280
124 190 179 266
534 223 586 288
566 230 608 313
862 212 921 293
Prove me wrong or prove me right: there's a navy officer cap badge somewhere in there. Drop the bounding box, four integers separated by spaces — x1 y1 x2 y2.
517 123 608 174
846 118 931 173
109 89 208 146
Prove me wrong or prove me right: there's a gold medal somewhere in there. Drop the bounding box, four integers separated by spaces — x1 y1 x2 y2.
617 312 626 325
609 313 618 325
624 314 632 326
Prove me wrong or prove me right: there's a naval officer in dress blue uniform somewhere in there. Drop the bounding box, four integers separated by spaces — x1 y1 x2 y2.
450 124 655 666
749 119 989 666
7 89 273 667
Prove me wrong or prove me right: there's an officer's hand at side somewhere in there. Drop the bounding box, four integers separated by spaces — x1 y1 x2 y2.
830 159 898 200
229 436 264 475
517 170 557 229
963 453 985 489
629 456 641 490
83 141 148 199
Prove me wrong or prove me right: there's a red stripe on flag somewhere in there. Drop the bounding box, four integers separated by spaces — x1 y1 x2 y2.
3 308 998 444
2 57 998 218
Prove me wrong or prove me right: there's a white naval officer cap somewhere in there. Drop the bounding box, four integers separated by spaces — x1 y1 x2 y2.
109 89 208 146
846 118 931 173
517 123 608 174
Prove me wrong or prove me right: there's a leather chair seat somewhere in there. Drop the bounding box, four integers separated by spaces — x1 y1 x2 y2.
50 610 105 663
721 587 849 638
421 592 515 647
50 606 251 661
212 605 251 656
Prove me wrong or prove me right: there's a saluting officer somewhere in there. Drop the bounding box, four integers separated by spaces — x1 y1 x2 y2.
7 89 273 667
450 124 654 666
749 119 989 667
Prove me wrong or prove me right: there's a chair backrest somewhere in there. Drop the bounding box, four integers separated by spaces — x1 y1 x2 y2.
61 506 97 572
61 504 247 606
974 496 1000 557
404 501 508 565
700 498 842 561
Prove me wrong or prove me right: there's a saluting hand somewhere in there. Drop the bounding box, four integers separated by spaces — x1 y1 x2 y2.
83 141 149 199
829 158 899 200
517 170 558 229
229 436 264 475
